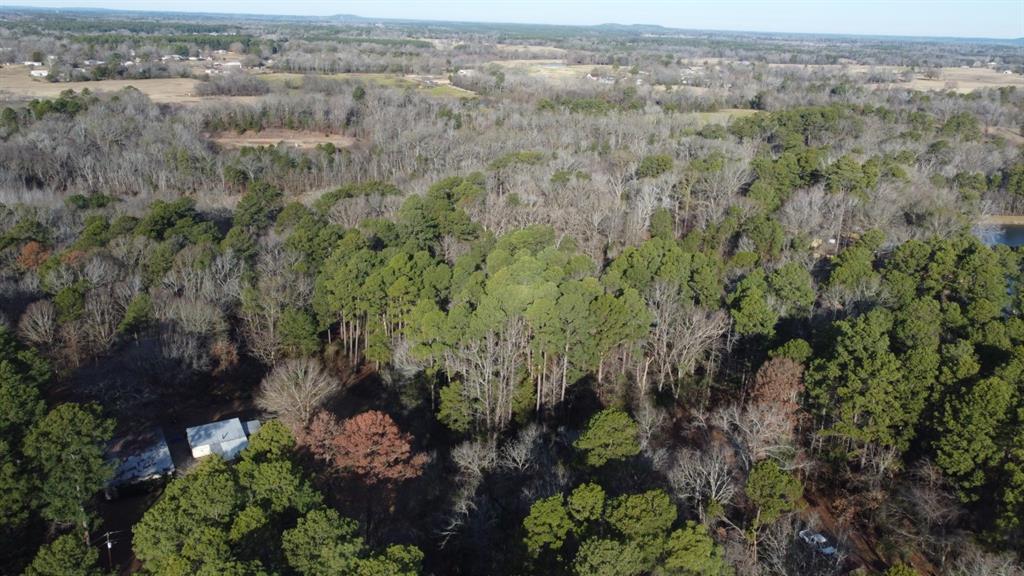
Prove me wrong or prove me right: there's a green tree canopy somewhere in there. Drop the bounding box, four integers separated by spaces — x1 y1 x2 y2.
24 533 109 576
523 494 573 557
806 308 916 456
574 408 640 467
727 270 778 338
23 403 115 534
935 376 1016 500
745 460 802 528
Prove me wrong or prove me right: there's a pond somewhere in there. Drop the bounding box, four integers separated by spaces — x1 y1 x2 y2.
978 224 1024 247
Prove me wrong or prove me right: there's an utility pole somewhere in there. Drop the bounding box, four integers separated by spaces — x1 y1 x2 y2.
97 530 124 571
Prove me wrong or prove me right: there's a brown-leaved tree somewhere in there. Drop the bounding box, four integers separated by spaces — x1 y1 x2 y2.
301 410 427 486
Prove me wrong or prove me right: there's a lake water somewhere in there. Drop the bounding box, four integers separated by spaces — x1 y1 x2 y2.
979 224 1024 247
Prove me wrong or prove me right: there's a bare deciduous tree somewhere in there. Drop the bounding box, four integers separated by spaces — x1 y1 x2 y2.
18 299 57 347
669 444 738 524
944 545 1024 576
443 317 529 431
641 282 729 396
440 438 499 545
498 423 540 473
715 403 799 470
83 286 119 354
257 357 342 430
240 242 313 365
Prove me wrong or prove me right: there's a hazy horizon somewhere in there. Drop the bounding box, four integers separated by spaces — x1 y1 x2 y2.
6 0 1023 40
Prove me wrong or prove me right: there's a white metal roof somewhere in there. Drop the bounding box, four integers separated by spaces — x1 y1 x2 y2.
187 417 246 449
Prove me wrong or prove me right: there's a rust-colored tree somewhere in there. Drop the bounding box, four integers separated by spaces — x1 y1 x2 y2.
301 410 427 486
17 241 50 270
750 357 804 412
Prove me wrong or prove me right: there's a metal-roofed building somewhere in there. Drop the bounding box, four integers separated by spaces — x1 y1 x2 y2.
186 417 261 461
105 427 175 498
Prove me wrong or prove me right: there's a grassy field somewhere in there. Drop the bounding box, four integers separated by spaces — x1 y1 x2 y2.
687 108 761 125
901 67 1024 93
0 64 206 103
676 59 1024 94
263 71 476 98
0 65 476 105
493 43 568 57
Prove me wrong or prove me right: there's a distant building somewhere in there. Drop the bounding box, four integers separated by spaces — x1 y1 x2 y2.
23 61 42 67
186 418 261 461
223 61 243 68
29 69 48 78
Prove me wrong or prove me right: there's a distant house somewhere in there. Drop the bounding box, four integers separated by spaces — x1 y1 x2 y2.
105 427 175 498
23 61 43 67
29 69 49 78
186 418 261 461
223 61 243 68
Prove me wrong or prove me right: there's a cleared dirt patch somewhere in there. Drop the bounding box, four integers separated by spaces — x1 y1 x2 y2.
988 126 1024 145
487 59 602 83
493 44 568 57
209 128 356 149
981 214 1024 225
687 108 761 125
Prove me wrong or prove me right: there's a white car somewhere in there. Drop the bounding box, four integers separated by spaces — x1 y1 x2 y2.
799 529 837 555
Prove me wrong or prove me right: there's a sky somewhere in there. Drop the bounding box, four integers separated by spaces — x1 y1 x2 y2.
10 0 1024 39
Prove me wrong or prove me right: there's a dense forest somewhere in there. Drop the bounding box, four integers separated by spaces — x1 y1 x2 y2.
0 7 1023 576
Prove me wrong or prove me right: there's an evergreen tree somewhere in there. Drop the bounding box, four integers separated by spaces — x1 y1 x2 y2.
23 403 115 540
574 408 640 467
